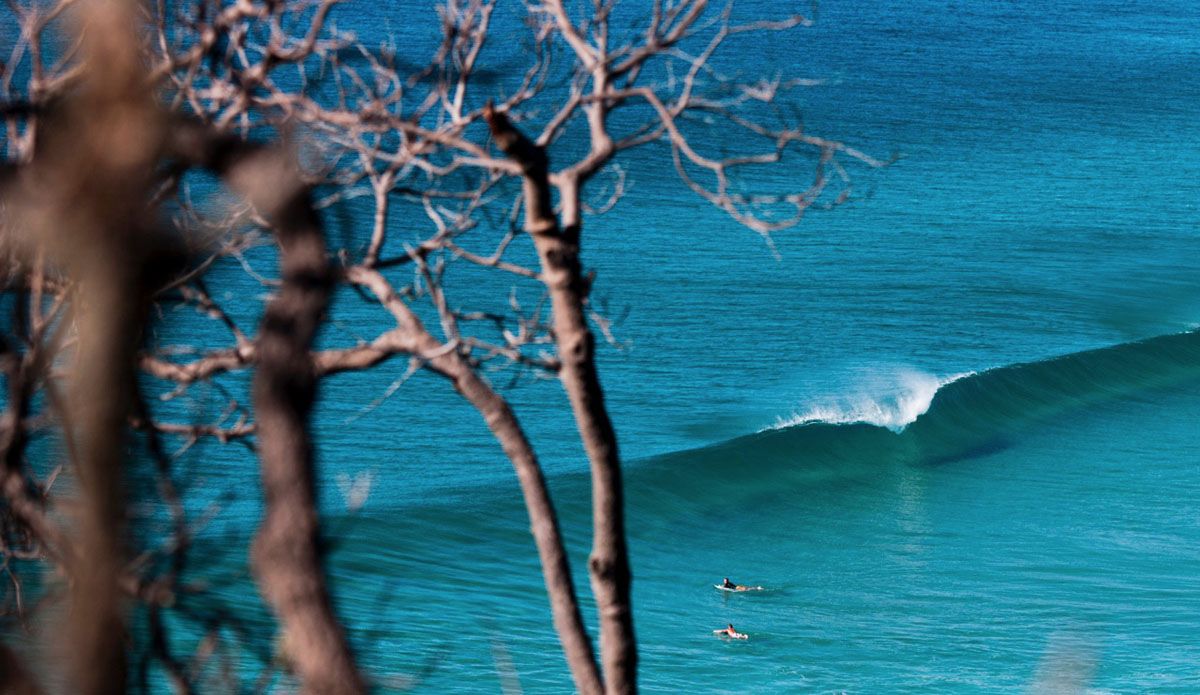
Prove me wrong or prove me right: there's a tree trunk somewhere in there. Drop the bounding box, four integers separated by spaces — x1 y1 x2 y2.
249 181 368 695
349 266 605 695
485 105 637 695
453 364 607 695
27 2 162 691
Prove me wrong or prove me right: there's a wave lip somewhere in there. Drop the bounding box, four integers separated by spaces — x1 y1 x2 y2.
768 370 974 433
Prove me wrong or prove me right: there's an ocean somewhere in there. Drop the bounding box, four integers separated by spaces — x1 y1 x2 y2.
15 0 1200 692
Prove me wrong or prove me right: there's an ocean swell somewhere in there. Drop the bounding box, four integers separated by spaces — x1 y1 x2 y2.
637 330 1200 500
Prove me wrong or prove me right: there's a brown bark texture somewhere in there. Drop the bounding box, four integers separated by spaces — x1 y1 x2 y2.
458 375 606 695
226 150 367 695
13 1 165 693
348 266 605 695
485 105 637 695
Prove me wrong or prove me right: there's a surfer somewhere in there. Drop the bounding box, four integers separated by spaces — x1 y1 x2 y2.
714 623 748 640
720 577 763 591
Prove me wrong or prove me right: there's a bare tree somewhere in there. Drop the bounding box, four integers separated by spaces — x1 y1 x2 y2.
1 0 878 693
6 1 165 692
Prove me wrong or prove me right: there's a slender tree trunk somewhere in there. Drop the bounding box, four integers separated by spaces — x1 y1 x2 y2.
162 121 369 695
349 266 605 695
485 106 637 695
533 222 636 695
452 364 607 695
249 178 367 695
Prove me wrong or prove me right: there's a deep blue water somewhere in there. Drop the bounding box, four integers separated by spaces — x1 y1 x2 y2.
11 0 1200 692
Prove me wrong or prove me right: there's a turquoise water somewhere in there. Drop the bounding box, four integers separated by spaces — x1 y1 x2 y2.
301 2 1200 692
8 0 1200 692
313 334 1200 693
181 0 1200 692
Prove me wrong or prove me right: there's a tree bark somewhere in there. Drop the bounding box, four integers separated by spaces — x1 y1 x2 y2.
459 377 606 695
19 2 163 691
167 122 371 694
247 167 368 695
63 251 140 695
485 105 637 695
349 266 605 695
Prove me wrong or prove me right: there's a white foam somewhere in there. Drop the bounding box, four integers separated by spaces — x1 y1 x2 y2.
767 370 973 433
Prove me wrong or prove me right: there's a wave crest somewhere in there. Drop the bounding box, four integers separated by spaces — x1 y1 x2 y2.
769 370 972 433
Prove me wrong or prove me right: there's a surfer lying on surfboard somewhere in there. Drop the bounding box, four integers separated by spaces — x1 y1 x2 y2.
718 577 763 591
713 623 748 640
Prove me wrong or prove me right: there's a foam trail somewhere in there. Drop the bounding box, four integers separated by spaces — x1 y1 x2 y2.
769 370 973 433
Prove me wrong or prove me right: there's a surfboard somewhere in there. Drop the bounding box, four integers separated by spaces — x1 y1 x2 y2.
714 584 763 592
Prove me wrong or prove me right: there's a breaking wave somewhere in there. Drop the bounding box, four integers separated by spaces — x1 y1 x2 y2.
768 370 974 433
633 330 1200 502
